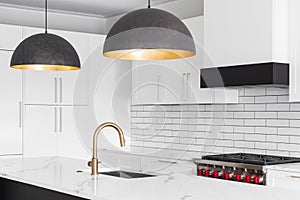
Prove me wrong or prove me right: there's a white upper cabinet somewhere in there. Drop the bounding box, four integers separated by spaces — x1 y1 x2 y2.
131 16 238 105
23 27 89 105
51 29 89 105
24 105 90 159
290 0 300 102
0 24 23 51
0 51 22 155
204 0 289 67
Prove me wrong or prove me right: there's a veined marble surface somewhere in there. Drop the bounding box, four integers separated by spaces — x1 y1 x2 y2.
266 162 300 173
0 156 300 200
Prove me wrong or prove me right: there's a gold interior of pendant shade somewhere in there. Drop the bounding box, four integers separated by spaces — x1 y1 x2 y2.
103 49 196 60
10 64 80 71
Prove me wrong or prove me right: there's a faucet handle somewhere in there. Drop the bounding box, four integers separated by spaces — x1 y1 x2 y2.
87 160 101 167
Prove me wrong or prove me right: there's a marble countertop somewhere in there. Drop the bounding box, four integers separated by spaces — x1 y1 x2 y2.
266 162 300 173
0 156 300 200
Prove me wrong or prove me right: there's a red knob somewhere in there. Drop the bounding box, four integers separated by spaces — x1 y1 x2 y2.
213 171 219 178
245 175 252 183
197 169 204 176
254 176 263 184
236 174 242 181
224 173 230 180
205 170 211 177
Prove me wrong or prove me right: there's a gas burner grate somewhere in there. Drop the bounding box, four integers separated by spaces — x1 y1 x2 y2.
202 153 300 165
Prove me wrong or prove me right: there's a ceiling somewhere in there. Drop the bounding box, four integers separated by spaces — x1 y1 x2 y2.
0 0 178 18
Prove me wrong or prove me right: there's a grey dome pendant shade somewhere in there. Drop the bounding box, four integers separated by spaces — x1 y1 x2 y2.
10 0 80 71
103 1 196 60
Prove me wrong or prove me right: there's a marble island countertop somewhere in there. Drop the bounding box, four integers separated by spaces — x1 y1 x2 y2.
0 156 300 200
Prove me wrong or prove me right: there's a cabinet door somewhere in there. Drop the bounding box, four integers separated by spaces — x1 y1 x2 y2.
0 51 22 155
24 106 58 157
290 0 300 102
24 70 58 105
0 24 23 50
52 30 89 105
57 106 90 160
23 27 59 105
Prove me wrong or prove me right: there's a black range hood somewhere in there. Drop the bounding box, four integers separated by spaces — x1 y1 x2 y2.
200 62 289 88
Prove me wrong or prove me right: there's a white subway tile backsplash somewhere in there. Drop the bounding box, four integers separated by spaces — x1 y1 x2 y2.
255 142 276 150
255 127 277 135
266 119 289 127
278 128 300 136
290 120 300 128
234 112 255 119
131 87 300 160
266 135 289 143
278 112 300 119
266 88 289 96
278 143 300 152
266 104 289 111
234 141 255 148
239 96 255 103
245 134 265 141
244 119 265 126
255 112 277 119
245 104 265 111
234 126 255 133
255 96 277 103
244 88 266 96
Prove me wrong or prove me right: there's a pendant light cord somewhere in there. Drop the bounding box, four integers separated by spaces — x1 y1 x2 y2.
148 0 151 8
45 0 48 33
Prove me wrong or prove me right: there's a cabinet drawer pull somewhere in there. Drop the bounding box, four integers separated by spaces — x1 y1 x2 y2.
18 101 22 128
182 73 186 101
54 78 57 103
59 78 62 103
157 75 161 102
54 107 57 132
291 175 300 179
158 160 177 164
186 73 190 101
59 107 62 132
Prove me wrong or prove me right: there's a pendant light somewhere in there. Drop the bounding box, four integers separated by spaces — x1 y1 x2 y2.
103 0 196 60
10 0 80 71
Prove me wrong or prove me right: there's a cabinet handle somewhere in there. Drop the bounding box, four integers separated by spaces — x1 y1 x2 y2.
186 73 190 101
182 73 186 101
59 78 62 103
291 175 300 179
54 78 57 103
54 107 57 132
59 107 62 132
157 75 161 102
18 101 22 128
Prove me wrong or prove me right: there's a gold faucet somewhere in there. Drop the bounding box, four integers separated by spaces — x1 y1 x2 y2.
88 122 125 175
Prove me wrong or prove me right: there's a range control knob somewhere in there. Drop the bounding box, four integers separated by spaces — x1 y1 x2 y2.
197 169 204 176
254 176 264 184
205 170 212 177
236 174 244 181
245 175 252 183
213 171 222 178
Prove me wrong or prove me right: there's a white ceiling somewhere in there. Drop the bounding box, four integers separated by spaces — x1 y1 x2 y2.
0 0 177 18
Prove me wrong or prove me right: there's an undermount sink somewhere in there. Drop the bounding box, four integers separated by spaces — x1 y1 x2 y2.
99 170 155 179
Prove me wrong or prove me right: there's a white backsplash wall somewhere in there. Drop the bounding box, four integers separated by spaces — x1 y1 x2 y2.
130 87 300 161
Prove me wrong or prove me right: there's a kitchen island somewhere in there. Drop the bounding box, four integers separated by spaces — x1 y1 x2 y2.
0 156 299 200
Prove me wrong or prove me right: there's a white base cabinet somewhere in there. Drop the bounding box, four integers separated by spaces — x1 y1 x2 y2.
24 106 90 160
0 51 22 155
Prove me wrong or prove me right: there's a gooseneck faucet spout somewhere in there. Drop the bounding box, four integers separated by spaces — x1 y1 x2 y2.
88 122 125 175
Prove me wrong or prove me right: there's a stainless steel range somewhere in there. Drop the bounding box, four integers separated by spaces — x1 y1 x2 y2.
193 153 300 185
